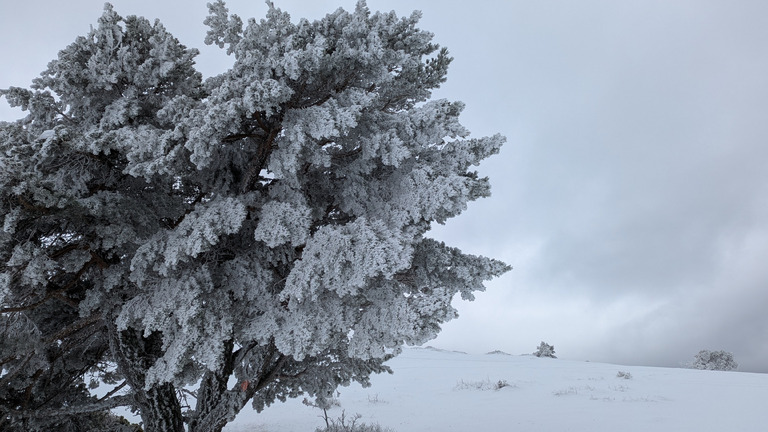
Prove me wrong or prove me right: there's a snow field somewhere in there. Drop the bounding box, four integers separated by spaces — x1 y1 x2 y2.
225 347 768 432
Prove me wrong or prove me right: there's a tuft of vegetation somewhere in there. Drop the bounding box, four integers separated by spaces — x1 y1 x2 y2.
616 371 632 380
552 386 579 396
454 378 514 391
315 411 394 432
366 394 387 404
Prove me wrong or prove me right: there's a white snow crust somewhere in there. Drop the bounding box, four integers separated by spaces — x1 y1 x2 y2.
223 347 768 432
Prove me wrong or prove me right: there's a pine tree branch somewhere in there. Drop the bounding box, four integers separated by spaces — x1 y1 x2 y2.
98 380 128 402
1 252 106 314
239 125 281 194
43 314 102 345
6 394 135 419
0 352 35 389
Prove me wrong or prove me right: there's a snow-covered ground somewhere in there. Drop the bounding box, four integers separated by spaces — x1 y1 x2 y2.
224 347 768 432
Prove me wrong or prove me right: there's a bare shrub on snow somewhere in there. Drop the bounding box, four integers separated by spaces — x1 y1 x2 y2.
315 411 394 432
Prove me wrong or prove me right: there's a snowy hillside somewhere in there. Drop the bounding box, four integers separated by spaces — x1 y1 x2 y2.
224 347 768 432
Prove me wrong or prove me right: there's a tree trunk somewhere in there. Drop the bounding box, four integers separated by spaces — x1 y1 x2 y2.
106 322 185 432
135 383 185 432
188 341 285 432
187 369 241 432
188 340 244 432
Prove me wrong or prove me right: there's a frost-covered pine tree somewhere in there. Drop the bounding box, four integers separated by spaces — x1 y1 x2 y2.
0 2 509 431
690 350 738 371
533 342 556 358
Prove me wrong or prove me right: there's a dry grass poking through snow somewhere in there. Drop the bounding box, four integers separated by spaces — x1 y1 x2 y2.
454 378 515 391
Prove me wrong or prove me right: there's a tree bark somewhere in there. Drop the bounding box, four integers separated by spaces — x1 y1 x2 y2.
187 369 242 432
106 322 185 432
135 383 185 432
188 341 285 432
187 340 237 432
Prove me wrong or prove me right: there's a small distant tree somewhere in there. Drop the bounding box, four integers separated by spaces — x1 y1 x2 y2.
533 342 556 358
690 350 738 371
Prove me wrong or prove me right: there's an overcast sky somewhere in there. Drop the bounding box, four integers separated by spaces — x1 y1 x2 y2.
2 0 767 372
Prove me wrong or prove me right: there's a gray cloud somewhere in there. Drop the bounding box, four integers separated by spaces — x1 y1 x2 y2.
2 0 767 372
